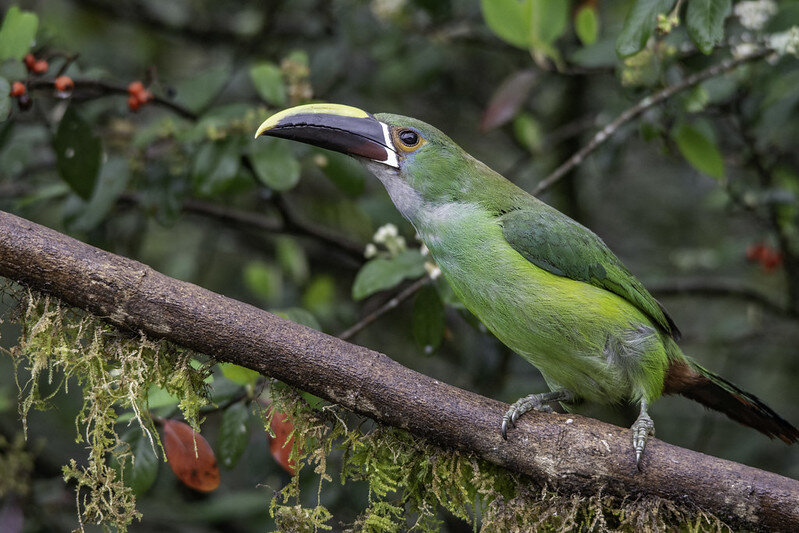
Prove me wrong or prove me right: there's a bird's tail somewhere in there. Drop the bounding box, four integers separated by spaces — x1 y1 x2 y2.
663 358 799 444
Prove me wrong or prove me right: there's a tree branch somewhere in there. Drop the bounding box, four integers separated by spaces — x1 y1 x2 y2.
0 210 796 531
533 48 772 195
649 278 794 318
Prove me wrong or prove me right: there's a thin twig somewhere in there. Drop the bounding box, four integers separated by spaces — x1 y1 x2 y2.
27 78 198 120
648 278 792 318
273 194 366 261
339 275 432 341
533 48 772 195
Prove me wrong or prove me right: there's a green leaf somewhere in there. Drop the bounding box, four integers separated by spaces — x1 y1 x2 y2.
273 307 321 330
174 64 231 112
480 0 531 48
672 122 724 179
118 430 158 496
276 236 309 285
412 285 445 354
0 7 38 62
243 261 283 303
249 62 286 106
220 363 260 387
54 106 103 200
248 138 300 191
686 0 731 55
315 149 367 197
217 403 251 469
191 138 242 196
0 77 10 121
66 156 131 232
513 112 543 153
616 0 673 58
530 0 569 48
302 275 336 319
352 249 427 300
575 4 599 46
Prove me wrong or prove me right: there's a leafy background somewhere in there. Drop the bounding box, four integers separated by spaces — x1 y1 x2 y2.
1 0 799 531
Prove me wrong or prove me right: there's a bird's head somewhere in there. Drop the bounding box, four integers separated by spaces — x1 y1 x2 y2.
255 103 479 220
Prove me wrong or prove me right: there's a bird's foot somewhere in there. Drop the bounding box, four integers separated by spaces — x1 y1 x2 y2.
631 405 655 467
501 389 572 439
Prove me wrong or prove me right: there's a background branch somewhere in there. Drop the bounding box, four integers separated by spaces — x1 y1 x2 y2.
0 210 796 531
533 48 772 195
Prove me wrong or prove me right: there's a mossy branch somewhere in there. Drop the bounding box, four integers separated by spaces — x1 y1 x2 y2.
0 210 797 532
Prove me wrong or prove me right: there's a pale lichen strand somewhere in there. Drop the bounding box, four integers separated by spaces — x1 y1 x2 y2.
2 285 211 532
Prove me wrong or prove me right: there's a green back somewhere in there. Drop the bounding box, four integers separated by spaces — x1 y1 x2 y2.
499 204 681 340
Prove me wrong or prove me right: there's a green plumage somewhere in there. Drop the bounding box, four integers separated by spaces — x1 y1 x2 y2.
256 104 799 463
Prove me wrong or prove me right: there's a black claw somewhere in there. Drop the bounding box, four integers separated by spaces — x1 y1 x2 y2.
501 420 509 440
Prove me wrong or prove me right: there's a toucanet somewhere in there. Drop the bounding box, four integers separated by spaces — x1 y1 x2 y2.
255 103 799 465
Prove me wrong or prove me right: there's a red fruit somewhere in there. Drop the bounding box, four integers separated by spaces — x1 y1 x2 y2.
9 81 26 97
137 89 153 104
32 59 48 74
23 53 36 70
127 94 141 112
127 80 145 96
54 76 74 93
760 249 783 273
745 243 767 262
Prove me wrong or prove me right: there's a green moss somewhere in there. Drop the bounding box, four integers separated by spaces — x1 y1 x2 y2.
1 283 732 532
4 287 211 531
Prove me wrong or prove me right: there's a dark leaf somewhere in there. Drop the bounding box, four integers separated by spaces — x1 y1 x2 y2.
54 106 102 200
686 0 731 54
616 0 673 57
412 285 445 354
217 403 251 470
119 430 159 496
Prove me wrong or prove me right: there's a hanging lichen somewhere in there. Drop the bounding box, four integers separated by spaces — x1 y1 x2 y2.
4 287 211 531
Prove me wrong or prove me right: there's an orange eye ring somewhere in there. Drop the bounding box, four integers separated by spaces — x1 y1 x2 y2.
392 128 424 153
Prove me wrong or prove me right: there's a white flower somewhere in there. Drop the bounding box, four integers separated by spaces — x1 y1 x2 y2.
364 243 378 259
732 42 759 59
424 261 442 280
734 0 777 31
768 27 799 58
373 223 398 243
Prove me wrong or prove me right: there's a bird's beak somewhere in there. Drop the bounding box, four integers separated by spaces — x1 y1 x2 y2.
255 103 399 168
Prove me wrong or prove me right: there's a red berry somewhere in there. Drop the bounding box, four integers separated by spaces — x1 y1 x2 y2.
9 81 26 97
127 80 145 96
745 243 767 262
23 53 36 70
136 88 153 104
760 249 783 272
127 94 141 112
32 59 49 74
54 75 74 92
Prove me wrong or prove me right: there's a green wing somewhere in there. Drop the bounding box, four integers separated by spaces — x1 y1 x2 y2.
499 206 680 339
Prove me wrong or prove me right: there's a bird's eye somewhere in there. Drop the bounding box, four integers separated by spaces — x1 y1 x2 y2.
392 128 424 153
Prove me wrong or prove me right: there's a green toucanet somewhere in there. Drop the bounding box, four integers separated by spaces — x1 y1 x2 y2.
254 103 799 464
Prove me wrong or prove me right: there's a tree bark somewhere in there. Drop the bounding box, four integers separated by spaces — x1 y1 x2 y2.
0 210 796 531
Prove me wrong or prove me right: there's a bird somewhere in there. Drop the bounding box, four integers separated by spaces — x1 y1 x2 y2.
255 103 799 465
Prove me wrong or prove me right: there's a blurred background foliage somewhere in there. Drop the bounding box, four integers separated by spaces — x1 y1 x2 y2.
1 0 799 531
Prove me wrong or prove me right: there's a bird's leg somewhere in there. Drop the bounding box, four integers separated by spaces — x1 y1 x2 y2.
631 399 655 466
501 389 574 439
